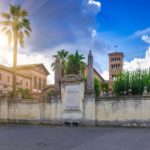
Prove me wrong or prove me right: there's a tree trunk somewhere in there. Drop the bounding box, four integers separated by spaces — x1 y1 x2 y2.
12 30 18 94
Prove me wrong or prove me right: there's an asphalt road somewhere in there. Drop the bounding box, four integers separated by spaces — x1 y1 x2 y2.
0 125 149 150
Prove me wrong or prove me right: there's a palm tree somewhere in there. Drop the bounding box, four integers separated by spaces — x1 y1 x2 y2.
0 4 32 93
51 49 69 75
66 50 85 75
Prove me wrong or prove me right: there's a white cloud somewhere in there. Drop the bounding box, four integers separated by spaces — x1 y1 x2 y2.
124 47 150 71
101 70 109 81
83 0 101 14
0 48 55 84
134 27 150 37
88 0 101 8
101 47 150 81
131 27 150 42
88 0 101 14
132 27 150 44
141 35 150 44
91 29 97 37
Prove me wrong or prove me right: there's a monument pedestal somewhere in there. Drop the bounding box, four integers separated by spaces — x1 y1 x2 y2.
61 110 83 121
61 75 84 125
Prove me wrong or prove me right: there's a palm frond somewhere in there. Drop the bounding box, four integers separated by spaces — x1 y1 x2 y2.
22 18 32 32
9 4 16 17
58 49 69 58
53 54 58 58
24 30 30 38
1 12 11 19
0 21 12 26
20 10 28 17
15 5 21 17
1 4 31 47
9 4 21 18
19 31 24 47
1 27 7 32
51 62 56 71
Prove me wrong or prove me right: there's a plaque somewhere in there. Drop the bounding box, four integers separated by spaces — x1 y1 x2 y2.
64 84 80 110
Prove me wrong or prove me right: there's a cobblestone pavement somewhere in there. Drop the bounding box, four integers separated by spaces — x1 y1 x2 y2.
0 125 150 150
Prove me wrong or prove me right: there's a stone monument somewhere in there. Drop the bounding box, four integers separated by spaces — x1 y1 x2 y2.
54 56 61 97
86 50 94 95
143 86 150 96
52 51 96 126
84 50 96 126
61 74 84 125
50 56 62 125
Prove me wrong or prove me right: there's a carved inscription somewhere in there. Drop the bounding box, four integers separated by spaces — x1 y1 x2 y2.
64 84 80 110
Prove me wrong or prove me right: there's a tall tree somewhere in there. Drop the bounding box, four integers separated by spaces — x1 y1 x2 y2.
0 4 31 93
51 49 69 75
66 50 85 75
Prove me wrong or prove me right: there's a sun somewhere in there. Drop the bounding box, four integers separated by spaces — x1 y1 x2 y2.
0 32 8 48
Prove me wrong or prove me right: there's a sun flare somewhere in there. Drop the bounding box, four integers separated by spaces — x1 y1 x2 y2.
0 32 8 48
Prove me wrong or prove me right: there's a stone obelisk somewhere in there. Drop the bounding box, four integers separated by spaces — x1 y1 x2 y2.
84 50 95 126
54 56 61 94
87 50 94 95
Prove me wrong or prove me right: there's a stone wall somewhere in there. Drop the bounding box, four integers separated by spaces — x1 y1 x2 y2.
0 99 52 124
96 96 150 127
0 96 150 127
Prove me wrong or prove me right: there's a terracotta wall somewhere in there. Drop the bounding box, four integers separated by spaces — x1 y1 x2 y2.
0 69 12 88
0 69 31 91
17 69 47 91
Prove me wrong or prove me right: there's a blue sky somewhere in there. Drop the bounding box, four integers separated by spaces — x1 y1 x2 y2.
97 0 150 60
0 0 150 82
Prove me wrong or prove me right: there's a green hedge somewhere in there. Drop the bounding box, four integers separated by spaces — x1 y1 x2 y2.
113 70 150 96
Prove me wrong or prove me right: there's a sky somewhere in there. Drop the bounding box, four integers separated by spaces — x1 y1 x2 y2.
0 0 150 83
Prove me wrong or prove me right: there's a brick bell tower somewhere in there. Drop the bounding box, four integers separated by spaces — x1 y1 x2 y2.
108 52 124 89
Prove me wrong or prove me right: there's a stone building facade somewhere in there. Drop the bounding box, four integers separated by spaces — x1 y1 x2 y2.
15 64 49 92
0 64 31 92
108 52 124 89
84 67 105 83
0 64 49 93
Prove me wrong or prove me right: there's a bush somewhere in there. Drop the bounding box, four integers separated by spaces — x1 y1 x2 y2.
100 82 109 92
47 91 54 98
84 77 101 97
17 88 32 99
113 70 150 96
94 78 101 97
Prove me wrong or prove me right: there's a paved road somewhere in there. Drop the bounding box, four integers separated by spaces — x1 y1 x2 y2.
0 125 150 150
